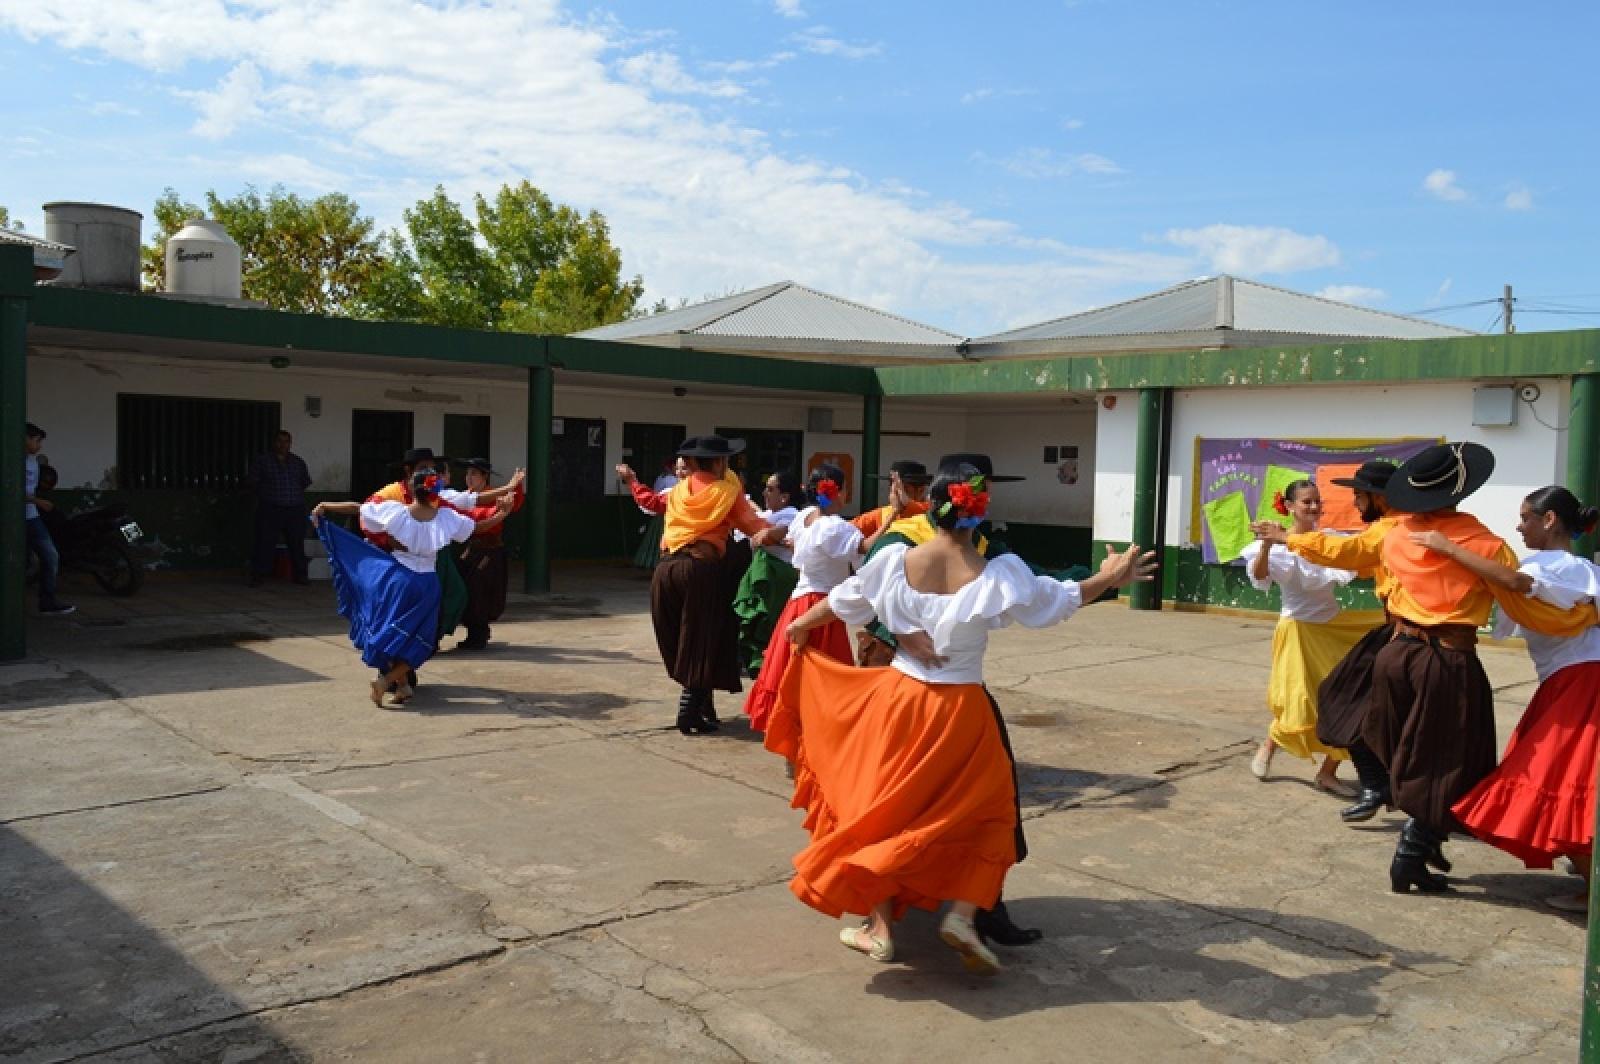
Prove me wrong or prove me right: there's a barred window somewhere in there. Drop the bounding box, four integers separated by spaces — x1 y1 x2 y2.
117 394 282 490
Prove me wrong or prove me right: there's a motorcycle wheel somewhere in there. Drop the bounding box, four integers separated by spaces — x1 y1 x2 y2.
92 540 145 597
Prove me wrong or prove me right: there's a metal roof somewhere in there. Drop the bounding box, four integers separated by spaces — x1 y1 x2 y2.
975 275 1476 346
576 281 962 348
0 228 75 277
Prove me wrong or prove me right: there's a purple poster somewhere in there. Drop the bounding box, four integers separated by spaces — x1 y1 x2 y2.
1195 437 1435 564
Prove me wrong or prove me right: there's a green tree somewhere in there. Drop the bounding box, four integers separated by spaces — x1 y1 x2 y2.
0 206 21 231
143 186 385 316
359 181 643 333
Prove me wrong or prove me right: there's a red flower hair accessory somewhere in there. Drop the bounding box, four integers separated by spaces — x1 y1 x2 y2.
814 478 840 507
1272 490 1289 516
946 477 990 522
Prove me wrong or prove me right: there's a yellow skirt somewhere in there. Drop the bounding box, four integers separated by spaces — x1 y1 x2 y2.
1267 611 1383 761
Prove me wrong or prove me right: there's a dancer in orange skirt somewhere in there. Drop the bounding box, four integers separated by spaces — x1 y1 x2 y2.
770 464 1157 973
1411 485 1600 911
744 464 860 732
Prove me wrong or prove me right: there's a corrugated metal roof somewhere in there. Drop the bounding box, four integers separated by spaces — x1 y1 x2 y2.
976 276 1475 344
575 281 961 345
0 227 75 274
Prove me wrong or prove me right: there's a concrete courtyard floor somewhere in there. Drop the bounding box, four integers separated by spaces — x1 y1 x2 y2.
1 564 1584 1063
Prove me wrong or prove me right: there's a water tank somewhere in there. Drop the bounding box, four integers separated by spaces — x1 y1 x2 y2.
165 218 242 299
42 202 142 290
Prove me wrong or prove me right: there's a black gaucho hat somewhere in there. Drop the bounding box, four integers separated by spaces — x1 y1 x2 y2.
866 459 933 485
935 452 1024 483
464 457 495 475
402 447 437 467
1384 442 1495 514
1330 459 1398 494
676 434 746 458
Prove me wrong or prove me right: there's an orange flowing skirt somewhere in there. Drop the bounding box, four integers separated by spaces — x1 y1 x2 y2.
765 649 1018 919
743 592 852 732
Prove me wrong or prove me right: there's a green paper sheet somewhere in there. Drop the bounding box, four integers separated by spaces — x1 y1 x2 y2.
1255 464 1309 527
1203 491 1253 563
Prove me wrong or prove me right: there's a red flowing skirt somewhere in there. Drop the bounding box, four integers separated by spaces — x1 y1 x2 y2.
1452 660 1600 868
743 592 852 732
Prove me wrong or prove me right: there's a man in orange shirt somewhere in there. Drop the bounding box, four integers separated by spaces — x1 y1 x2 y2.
853 460 933 552
1360 444 1597 893
651 435 779 735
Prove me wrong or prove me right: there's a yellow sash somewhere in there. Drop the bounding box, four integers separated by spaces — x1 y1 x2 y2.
661 470 744 552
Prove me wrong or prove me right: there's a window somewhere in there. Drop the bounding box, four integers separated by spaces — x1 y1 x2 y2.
117 394 281 490
443 413 491 466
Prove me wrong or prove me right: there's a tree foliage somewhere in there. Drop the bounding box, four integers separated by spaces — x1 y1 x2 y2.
0 206 20 231
358 181 643 333
142 186 385 316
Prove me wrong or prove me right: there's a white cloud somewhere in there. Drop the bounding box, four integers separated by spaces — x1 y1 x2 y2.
1315 284 1386 306
960 87 1037 105
1430 277 1454 303
186 61 263 139
618 51 745 98
1504 184 1533 211
978 148 1122 179
1061 116 1085 130
793 26 882 59
0 0 1197 334
87 99 139 116
1163 224 1341 275
705 51 794 74
773 0 805 18
1422 168 1468 202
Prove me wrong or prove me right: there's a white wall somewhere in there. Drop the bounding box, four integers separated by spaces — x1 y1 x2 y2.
1091 379 1570 548
965 407 1096 525
25 349 964 512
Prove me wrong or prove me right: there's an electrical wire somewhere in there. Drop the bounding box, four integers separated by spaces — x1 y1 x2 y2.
1404 298 1501 316
1523 395 1568 432
1483 309 1503 333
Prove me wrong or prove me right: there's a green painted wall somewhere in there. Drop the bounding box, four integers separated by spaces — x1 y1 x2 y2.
994 522 1094 571
1091 540 1381 613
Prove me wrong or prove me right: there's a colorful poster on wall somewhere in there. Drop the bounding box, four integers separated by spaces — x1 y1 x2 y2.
1193 437 1436 563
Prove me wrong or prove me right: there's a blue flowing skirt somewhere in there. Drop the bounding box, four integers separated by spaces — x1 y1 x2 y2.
319 521 441 672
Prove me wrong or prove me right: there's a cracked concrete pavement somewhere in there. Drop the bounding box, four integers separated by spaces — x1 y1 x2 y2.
0 566 1584 1062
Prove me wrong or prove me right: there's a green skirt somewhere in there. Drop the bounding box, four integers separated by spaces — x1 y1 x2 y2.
732 548 799 678
632 512 665 570
437 544 468 638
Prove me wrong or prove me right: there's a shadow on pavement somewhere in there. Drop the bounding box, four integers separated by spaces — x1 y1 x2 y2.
0 823 299 1062
864 895 1440 1022
1015 762 1177 812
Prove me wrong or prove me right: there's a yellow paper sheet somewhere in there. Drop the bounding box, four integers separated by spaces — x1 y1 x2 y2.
1203 491 1254 563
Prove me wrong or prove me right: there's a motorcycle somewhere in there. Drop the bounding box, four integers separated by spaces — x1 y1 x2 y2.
27 465 147 597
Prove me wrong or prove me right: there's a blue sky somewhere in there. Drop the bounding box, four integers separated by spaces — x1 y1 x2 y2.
3 1 1596 336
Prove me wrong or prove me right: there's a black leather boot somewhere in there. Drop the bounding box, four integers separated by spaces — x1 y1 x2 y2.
675 689 701 735
973 899 1043 946
1390 820 1450 894
697 691 720 733
1340 787 1391 823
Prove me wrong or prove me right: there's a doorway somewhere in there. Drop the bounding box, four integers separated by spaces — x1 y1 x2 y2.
443 413 491 467
622 421 686 491
551 415 607 501
350 409 414 494
716 426 804 498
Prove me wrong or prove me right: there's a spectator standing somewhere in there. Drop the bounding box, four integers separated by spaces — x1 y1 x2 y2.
247 430 313 586
23 423 73 615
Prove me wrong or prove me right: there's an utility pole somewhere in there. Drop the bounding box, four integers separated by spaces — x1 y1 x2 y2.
1503 283 1515 334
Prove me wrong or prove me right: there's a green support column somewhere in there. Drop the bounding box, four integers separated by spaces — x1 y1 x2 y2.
1128 387 1165 611
1574 373 1600 1061
859 392 882 511
523 363 553 594
0 246 33 662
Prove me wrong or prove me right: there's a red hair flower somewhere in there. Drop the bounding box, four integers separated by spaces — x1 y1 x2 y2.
1271 490 1289 516
815 478 840 499
947 482 990 518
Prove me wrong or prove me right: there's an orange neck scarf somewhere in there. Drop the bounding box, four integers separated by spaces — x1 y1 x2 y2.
1384 510 1504 619
661 469 743 552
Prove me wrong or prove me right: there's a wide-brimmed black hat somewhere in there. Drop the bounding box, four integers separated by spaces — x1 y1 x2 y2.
866 459 933 485
463 457 495 475
1330 459 1398 494
676 434 746 458
402 447 437 467
1383 442 1495 514
936 452 1024 483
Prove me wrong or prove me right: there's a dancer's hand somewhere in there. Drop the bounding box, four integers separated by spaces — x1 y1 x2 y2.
1409 530 1453 554
1100 544 1159 588
311 503 326 526
787 621 812 648
895 629 946 668
614 464 636 485
1250 521 1289 544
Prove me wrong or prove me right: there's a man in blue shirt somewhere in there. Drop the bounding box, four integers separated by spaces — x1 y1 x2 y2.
24 422 74 615
246 430 313 586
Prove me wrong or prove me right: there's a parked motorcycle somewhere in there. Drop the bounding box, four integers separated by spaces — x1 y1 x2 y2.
28 465 147 597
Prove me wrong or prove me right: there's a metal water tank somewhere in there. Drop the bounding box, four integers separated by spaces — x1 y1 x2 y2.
165 218 242 299
42 202 142 289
